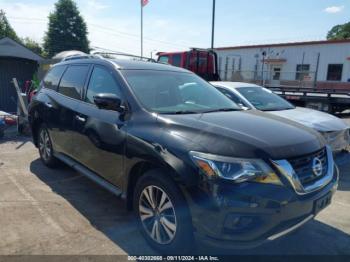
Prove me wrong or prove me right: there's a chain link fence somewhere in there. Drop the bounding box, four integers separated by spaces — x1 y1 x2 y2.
218 69 317 88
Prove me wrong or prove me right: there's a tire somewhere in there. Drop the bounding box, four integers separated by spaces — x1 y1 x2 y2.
38 124 58 168
133 169 194 254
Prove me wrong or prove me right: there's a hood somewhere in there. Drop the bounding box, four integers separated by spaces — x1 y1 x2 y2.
157 110 324 160
267 107 349 132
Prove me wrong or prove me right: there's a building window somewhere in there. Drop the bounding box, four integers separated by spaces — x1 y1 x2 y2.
295 64 310 80
327 64 343 81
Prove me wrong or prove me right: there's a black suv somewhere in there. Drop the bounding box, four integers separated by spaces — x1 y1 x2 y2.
29 57 338 253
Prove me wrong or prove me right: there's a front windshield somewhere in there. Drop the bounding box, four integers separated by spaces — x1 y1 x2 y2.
236 86 295 111
122 70 241 114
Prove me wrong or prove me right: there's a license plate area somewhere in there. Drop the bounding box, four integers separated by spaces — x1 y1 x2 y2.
314 192 332 215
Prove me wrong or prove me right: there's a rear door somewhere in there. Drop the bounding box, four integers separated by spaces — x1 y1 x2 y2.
73 65 127 186
38 65 66 149
52 64 91 159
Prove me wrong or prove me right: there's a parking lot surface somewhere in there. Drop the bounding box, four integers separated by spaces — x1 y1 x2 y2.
0 117 350 255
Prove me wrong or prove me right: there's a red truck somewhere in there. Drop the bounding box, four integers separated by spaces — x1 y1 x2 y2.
157 48 220 81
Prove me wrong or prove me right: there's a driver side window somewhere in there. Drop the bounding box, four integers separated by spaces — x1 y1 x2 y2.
86 66 122 104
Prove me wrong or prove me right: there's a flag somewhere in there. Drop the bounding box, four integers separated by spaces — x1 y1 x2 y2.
141 0 149 7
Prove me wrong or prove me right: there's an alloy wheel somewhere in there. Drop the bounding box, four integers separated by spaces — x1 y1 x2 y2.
139 185 177 245
39 128 52 162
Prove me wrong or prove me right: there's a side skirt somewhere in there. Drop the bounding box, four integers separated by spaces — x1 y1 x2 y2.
54 152 124 198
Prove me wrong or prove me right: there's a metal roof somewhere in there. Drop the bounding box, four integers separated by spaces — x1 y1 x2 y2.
0 37 43 61
215 39 350 51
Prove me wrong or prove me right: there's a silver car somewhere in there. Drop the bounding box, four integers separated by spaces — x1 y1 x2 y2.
212 81 350 152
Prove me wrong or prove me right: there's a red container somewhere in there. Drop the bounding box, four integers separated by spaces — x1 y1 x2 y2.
4 117 16 126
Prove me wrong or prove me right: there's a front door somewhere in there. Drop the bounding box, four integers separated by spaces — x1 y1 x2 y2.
271 65 282 87
74 65 127 186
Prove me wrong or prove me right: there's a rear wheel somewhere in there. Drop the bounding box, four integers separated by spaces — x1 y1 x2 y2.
134 169 194 254
38 125 58 168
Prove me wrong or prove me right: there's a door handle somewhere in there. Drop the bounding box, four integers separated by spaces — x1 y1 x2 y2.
75 115 86 123
45 102 53 108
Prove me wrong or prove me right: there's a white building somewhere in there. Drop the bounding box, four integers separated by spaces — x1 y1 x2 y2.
215 39 350 89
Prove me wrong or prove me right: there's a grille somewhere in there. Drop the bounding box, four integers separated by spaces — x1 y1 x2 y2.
288 148 328 186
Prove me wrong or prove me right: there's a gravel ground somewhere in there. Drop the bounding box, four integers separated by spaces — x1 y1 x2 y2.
0 116 349 255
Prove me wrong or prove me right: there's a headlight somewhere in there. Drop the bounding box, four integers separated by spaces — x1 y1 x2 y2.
190 151 282 185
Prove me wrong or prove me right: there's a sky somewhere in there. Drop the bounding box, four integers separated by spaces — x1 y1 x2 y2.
1 0 350 57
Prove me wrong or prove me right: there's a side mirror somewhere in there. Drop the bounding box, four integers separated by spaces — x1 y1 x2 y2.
93 93 124 112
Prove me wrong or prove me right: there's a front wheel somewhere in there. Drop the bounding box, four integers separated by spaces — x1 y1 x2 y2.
134 169 194 254
38 125 58 168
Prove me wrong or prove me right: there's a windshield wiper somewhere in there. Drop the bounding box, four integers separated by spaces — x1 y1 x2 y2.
202 108 241 113
262 107 294 111
161 110 199 115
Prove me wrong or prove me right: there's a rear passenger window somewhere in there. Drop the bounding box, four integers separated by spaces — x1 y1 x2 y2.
58 65 90 99
85 66 122 104
43 66 66 91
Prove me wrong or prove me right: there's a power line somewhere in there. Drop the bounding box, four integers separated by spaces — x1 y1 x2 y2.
8 16 191 49
91 46 139 56
88 23 190 48
8 17 46 22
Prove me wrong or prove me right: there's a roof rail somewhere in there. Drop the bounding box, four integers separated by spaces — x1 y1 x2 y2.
60 51 160 64
62 54 96 61
91 51 157 63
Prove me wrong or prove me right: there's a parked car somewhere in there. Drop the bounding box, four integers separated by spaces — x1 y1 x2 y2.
212 82 350 153
29 57 338 253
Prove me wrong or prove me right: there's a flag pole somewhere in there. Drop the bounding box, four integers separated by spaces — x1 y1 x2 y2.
211 0 216 49
141 0 143 58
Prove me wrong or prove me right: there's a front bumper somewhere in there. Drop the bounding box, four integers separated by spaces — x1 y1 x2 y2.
185 160 339 249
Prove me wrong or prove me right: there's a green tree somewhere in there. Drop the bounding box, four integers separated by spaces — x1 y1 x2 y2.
0 9 20 41
22 37 43 56
44 0 90 57
327 22 350 40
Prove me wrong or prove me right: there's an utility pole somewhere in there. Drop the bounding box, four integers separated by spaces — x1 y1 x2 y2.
211 0 216 49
